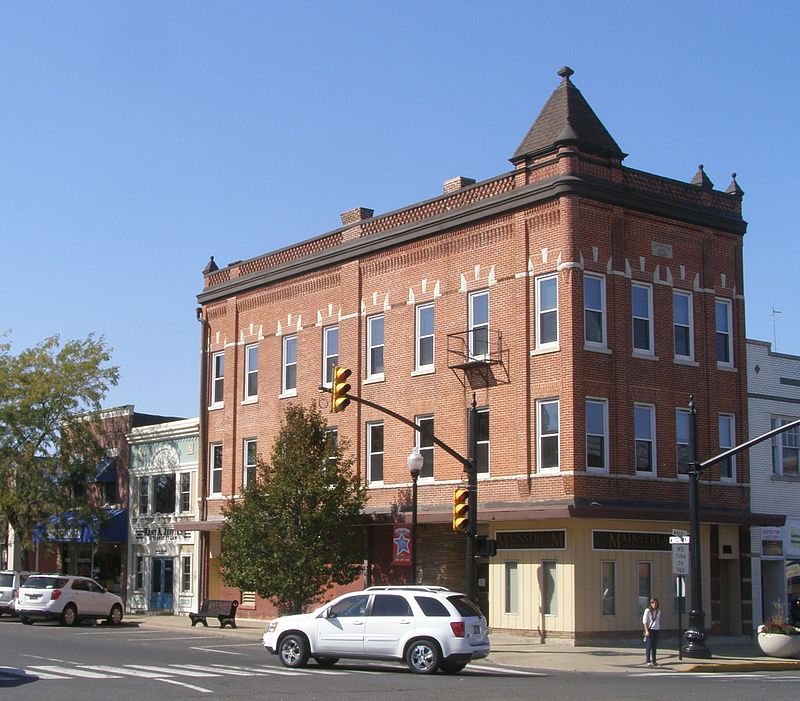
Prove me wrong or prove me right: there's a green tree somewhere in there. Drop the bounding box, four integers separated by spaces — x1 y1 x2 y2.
220 403 367 614
0 334 119 555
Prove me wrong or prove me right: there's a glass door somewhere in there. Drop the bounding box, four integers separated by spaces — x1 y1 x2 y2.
149 557 174 611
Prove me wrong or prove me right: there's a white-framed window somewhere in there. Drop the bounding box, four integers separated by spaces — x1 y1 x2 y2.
504 561 519 615
537 399 560 471
211 351 225 405
601 560 616 615
536 274 558 349
584 273 606 347
322 326 339 387
138 476 149 515
243 438 257 488
673 291 694 360
542 560 557 615
475 407 490 475
637 561 652 615
586 398 608 471
366 422 384 484
181 555 192 593
415 415 434 479
134 555 144 590
324 427 338 479
719 414 735 481
244 344 258 400
676 408 691 476
153 474 176 514
634 404 656 475
415 303 435 371
715 299 733 366
771 417 799 476
282 335 297 394
632 282 654 354
209 443 223 495
468 291 489 360
367 315 385 378
179 472 191 513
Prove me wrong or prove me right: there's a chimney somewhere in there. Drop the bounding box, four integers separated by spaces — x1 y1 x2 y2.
340 207 374 227
443 176 476 194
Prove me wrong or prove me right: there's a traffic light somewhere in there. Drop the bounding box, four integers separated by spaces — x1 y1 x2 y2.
452 487 470 532
476 535 498 557
331 366 352 413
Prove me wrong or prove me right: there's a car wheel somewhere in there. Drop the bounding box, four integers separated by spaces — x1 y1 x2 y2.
59 604 78 627
313 656 339 667
20 616 34 625
439 660 468 674
405 638 441 674
278 634 310 668
107 604 123 626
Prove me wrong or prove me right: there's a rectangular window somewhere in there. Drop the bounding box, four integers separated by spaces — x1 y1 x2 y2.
673 291 694 360
537 399 560 471
179 472 191 513
243 439 257 488
536 275 558 348
715 299 733 365
475 408 490 475
367 315 385 377
181 555 191 593
367 422 384 483
138 476 149 515
586 399 608 471
504 561 519 614
323 326 339 386
282 335 297 393
325 428 338 479
719 414 735 481
469 291 489 360
584 274 606 347
135 555 144 590
153 474 176 514
635 404 656 474
632 283 654 354
211 352 225 405
601 561 616 615
676 409 691 475
637 561 652 615
772 417 799 476
416 415 434 479
244 344 259 400
542 560 557 616
416 303 435 370
102 480 116 505
210 443 223 495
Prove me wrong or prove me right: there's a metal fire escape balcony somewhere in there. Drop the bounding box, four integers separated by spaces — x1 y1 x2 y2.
447 330 508 389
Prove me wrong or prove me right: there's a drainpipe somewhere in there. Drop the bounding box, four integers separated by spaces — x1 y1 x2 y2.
196 306 210 600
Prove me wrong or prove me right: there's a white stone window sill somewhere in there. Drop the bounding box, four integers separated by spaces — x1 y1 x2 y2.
411 367 435 377
632 351 659 361
241 397 258 406
278 389 298 399
531 344 560 357
208 403 224 411
673 358 699 367
584 344 612 355
363 374 385 385
717 363 737 373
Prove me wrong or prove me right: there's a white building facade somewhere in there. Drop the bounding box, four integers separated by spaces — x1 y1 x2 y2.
126 418 201 615
747 339 800 628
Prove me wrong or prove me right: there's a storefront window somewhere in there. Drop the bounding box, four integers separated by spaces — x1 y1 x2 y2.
153 474 176 514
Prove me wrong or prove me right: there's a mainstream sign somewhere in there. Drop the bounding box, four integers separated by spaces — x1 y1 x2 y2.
592 531 671 552
496 530 566 550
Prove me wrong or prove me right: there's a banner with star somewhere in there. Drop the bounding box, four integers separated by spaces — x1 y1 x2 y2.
392 524 412 566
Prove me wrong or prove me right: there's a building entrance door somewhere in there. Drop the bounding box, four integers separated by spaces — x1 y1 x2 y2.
150 557 174 611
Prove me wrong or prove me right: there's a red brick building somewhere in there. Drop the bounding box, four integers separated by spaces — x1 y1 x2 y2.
192 67 770 640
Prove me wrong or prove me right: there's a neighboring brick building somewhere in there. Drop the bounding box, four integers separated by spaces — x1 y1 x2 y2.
192 67 771 640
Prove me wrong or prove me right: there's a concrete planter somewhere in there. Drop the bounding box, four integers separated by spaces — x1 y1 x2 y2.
757 632 800 658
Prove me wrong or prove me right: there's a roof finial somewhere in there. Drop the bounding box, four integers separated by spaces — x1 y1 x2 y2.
557 66 574 81
691 164 714 190
725 171 744 199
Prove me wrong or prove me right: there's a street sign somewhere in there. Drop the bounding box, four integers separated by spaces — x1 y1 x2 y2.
672 543 689 575
672 528 688 537
669 535 690 544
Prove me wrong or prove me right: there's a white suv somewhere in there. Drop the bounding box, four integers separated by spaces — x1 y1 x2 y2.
262 585 490 674
0 571 35 615
17 575 124 626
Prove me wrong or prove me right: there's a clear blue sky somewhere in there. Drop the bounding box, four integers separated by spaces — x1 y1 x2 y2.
3 2 799 418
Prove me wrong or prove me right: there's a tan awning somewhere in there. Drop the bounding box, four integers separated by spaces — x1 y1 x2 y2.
173 520 224 532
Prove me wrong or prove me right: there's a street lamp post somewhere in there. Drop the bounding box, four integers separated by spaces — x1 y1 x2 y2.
407 448 424 584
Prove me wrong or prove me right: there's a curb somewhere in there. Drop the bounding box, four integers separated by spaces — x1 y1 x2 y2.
680 660 800 673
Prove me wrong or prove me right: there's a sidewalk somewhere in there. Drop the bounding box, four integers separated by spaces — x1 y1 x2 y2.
127 614 800 674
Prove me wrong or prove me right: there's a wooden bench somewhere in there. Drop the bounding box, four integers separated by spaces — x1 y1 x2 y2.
189 599 239 629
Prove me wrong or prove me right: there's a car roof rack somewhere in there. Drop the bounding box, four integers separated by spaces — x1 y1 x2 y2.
364 585 451 593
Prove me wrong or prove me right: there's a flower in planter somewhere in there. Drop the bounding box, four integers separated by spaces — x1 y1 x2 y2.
758 622 800 635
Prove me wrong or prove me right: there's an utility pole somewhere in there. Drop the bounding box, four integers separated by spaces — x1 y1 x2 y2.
466 393 478 601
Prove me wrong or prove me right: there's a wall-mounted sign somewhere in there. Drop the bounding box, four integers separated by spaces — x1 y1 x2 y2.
133 526 192 544
392 525 412 566
762 525 784 557
593 530 671 552
496 530 566 550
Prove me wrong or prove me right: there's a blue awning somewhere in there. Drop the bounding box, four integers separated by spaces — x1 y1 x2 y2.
33 508 128 544
93 456 117 484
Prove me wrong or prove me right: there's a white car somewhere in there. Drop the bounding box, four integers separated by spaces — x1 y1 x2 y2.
0 571 36 615
262 585 490 674
16 574 124 626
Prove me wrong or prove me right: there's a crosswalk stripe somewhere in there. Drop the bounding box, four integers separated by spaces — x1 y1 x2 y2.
226 664 310 677
183 664 260 676
124 665 221 678
0 666 68 680
83 665 170 678
468 663 546 676
28 665 121 679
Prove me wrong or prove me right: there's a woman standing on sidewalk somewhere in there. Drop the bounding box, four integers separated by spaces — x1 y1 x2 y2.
643 598 661 667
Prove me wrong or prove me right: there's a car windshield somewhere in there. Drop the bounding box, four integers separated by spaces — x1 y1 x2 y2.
22 576 68 590
447 595 483 618
0 574 13 587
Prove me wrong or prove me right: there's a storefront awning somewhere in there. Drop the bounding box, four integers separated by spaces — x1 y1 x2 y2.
93 456 117 484
33 508 128 544
173 519 224 532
